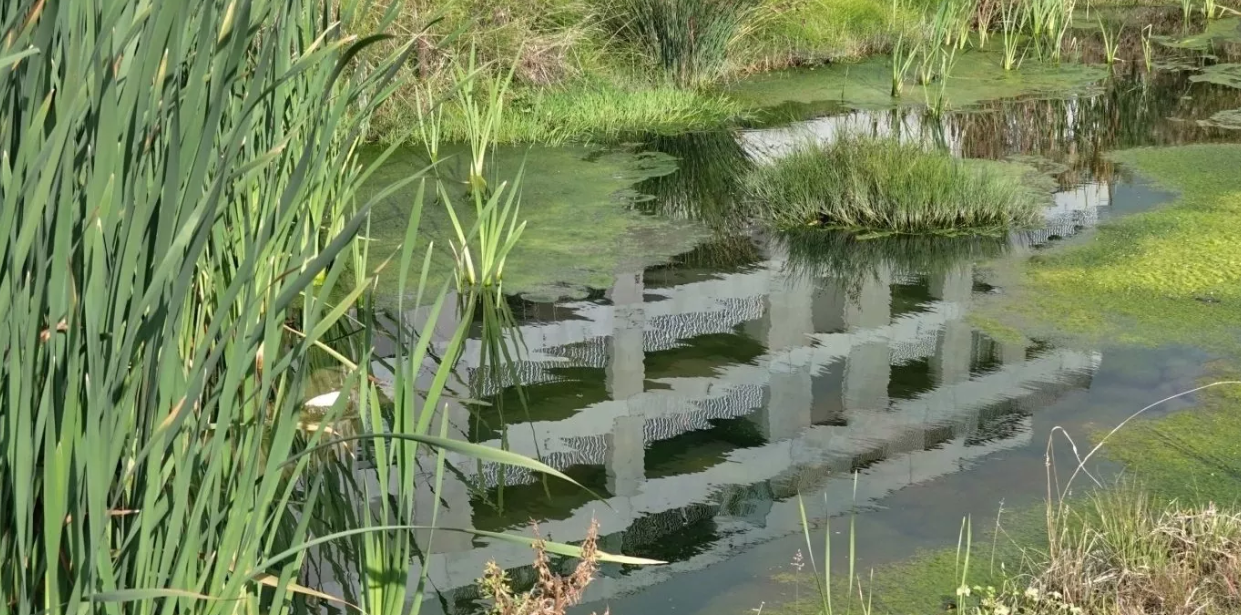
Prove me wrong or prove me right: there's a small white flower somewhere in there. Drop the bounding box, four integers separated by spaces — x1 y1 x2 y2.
957 585 972 597
1024 587 1041 601
995 605 1011 615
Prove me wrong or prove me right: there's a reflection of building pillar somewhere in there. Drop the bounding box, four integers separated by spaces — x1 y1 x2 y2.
607 273 645 400
762 363 814 441
999 340 1027 365
759 239 816 440
930 264 973 386
605 414 645 497
606 272 646 497
766 242 815 352
844 267 892 413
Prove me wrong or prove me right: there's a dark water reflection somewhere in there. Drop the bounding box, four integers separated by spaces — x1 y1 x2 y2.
332 53 1241 615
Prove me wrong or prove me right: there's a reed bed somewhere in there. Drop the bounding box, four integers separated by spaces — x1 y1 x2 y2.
0 0 653 612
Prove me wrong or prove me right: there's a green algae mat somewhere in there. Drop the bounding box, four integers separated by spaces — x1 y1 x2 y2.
726 51 1109 111
362 145 706 305
973 144 1241 353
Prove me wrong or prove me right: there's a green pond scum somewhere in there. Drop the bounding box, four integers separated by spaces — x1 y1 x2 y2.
726 51 1109 113
973 144 1241 354
1190 62 1241 88
362 145 707 305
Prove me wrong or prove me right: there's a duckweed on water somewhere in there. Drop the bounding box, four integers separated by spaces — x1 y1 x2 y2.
747 136 1044 234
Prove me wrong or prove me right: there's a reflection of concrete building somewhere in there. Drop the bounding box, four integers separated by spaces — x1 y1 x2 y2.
340 230 1100 612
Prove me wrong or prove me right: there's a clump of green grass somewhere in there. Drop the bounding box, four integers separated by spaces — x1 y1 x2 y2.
746 136 1042 234
614 0 761 87
373 79 746 145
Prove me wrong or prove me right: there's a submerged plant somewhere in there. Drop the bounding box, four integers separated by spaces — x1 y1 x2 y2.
1204 0 1220 19
1182 0 1195 26
746 135 1042 235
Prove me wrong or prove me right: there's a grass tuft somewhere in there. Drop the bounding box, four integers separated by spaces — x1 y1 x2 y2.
746 135 1042 234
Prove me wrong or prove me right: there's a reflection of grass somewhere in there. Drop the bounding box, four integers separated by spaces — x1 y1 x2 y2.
633 130 755 229
748 136 1040 234
781 228 1009 290
727 50 1108 110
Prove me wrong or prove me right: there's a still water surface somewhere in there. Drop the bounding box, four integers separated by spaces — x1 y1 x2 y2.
344 49 1241 615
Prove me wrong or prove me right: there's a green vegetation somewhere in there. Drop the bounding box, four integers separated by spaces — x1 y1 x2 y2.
0 0 654 611
728 52 1108 112
363 145 707 305
746 136 1043 234
615 0 760 87
359 0 1193 144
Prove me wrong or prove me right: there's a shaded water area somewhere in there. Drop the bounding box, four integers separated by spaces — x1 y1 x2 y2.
336 20 1241 615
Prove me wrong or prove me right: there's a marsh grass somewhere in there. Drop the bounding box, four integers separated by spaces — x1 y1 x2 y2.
616 0 761 87
747 136 1041 235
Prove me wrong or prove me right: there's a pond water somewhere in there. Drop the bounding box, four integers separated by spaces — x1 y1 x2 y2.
340 19 1241 615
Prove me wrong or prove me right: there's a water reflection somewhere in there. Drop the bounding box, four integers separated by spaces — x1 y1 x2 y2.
375 221 1110 614
334 40 1241 614
741 67 1241 187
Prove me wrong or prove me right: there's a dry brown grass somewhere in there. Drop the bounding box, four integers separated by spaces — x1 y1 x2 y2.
478 520 608 615
992 490 1241 615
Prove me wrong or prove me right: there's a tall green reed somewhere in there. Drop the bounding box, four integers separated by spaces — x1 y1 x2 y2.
1141 25 1155 71
999 0 1028 70
0 0 413 609
796 475 874 615
1203 0 1220 19
621 0 759 87
1026 0 1076 62
420 66 528 293
1098 18 1123 66
890 33 922 97
0 0 651 613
